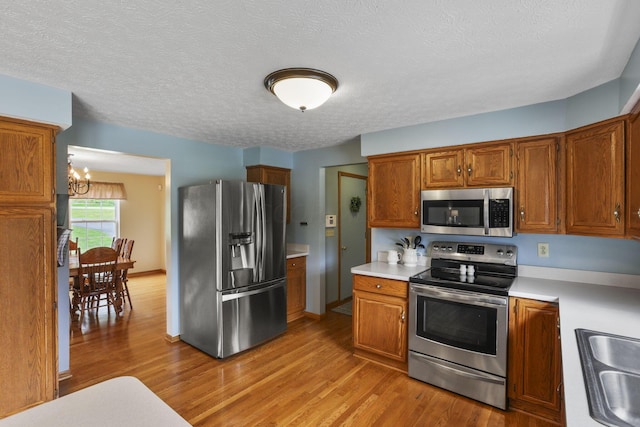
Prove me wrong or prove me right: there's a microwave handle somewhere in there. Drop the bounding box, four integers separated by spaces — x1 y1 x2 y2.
483 189 490 235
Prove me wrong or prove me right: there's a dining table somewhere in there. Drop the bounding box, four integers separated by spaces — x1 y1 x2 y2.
69 255 136 315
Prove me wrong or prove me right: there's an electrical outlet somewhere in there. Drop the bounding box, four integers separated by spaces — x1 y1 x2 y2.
537 242 550 258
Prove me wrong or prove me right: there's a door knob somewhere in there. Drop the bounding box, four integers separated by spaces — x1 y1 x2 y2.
341 246 347 250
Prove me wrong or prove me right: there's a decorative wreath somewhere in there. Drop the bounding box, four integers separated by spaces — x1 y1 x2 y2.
350 196 362 213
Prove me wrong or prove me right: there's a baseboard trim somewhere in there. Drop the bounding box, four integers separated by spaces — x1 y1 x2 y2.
304 311 325 321
128 269 166 278
165 333 181 343
58 370 72 382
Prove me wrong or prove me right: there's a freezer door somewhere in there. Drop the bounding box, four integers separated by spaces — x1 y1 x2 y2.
219 279 287 358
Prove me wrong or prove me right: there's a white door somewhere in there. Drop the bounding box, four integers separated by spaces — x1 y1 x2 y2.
339 173 367 301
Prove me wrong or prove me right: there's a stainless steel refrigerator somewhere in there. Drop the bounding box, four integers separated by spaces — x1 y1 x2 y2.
179 180 287 358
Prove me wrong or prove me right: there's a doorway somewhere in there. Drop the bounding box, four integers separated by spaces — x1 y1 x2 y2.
337 171 369 304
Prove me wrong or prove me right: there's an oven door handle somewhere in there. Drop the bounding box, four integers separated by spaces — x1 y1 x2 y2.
410 352 505 385
410 284 507 308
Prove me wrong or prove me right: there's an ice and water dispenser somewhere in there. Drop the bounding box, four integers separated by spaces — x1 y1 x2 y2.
228 231 255 287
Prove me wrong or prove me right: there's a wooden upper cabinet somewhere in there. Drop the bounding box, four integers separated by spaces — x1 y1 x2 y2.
0 119 55 204
627 111 640 238
565 118 625 237
421 149 464 188
465 143 513 187
368 152 421 228
515 137 560 233
421 142 513 189
246 165 291 223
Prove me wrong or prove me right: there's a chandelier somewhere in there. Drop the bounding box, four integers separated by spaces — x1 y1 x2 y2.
264 68 338 112
68 154 91 195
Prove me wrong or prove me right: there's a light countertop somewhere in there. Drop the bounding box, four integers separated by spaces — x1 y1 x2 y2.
351 261 428 281
351 261 640 427
286 243 309 259
510 273 640 427
0 376 190 426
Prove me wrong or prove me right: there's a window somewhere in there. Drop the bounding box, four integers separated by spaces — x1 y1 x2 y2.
70 199 120 250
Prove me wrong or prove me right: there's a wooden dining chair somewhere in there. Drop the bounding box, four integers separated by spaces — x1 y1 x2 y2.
111 237 127 256
120 239 135 309
68 237 80 256
75 247 119 321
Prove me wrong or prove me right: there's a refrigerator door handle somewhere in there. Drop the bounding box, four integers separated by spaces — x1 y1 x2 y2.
254 184 266 283
221 280 285 302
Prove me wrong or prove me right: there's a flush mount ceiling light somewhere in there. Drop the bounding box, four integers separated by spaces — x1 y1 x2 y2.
264 68 338 112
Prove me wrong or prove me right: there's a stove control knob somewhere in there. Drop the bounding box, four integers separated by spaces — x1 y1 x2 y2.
447 246 453 251
496 249 504 256
433 245 439 251
506 250 514 257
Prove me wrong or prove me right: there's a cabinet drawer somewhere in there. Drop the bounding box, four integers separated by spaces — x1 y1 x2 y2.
353 275 407 298
287 256 306 270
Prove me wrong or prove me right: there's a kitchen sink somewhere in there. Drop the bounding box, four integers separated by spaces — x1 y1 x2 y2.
575 329 640 427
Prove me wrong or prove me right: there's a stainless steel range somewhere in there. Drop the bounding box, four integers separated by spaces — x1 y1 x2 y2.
408 241 517 410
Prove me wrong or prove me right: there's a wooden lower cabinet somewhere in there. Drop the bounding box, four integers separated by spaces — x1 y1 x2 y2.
286 257 306 322
352 274 408 372
508 297 563 424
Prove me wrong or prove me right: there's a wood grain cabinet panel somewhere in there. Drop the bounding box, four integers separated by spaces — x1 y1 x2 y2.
352 274 408 371
0 117 58 418
421 142 514 189
515 137 560 233
465 143 513 187
421 149 464 188
0 119 54 204
508 297 562 424
286 257 306 322
627 111 640 238
367 153 421 228
565 119 625 237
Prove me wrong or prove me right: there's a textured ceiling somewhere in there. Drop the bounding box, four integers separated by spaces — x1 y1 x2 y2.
2 1 640 153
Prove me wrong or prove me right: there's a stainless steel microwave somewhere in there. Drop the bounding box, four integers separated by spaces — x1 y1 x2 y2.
420 188 513 237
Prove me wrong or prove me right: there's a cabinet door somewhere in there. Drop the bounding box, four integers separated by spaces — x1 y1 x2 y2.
0 119 55 204
465 143 513 187
516 138 559 233
368 153 421 228
353 290 407 362
0 207 57 417
286 257 306 322
566 119 625 237
628 113 640 238
421 149 464 188
508 298 562 423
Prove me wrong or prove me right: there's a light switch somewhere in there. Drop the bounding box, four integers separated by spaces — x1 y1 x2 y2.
325 214 336 227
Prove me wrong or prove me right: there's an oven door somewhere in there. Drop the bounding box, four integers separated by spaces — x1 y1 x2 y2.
409 283 508 377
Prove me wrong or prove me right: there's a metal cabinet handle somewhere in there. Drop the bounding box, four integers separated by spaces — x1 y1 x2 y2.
376 284 382 289
614 203 621 222
637 207 640 219
467 164 472 177
401 311 405 322
520 207 525 221
414 207 419 216
456 165 462 176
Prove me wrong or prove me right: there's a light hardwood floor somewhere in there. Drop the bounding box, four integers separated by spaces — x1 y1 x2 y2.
60 274 558 426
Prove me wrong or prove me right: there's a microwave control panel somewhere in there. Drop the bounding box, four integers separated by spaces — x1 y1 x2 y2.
489 199 510 227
